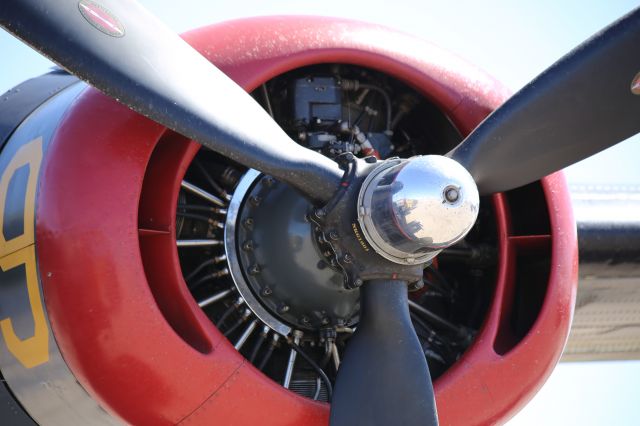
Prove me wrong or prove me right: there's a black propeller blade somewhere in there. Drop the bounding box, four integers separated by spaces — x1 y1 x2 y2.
449 7 640 195
0 0 343 203
330 280 438 426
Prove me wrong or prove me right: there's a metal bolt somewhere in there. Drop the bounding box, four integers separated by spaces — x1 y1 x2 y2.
342 253 353 263
315 208 326 218
248 264 261 275
278 304 290 314
328 230 339 241
301 316 310 325
264 176 276 187
408 279 425 292
243 217 254 228
444 185 460 203
242 240 254 251
261 286 272 296
354 278 364 287
321 317 330 325
249 195 261 206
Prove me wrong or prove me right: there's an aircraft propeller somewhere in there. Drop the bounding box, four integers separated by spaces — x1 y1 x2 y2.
2 1 639 424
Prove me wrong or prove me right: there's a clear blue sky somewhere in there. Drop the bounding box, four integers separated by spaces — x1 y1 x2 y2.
2 1 639 424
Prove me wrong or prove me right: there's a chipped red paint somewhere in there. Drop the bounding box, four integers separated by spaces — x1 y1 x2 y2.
36 16 577 425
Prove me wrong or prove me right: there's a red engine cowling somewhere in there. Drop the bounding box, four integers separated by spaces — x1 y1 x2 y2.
0 16 577 426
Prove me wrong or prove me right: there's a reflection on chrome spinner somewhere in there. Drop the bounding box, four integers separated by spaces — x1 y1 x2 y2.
357 155 479 265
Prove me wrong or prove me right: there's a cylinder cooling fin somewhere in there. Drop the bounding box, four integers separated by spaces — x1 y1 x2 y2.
0 16 577 426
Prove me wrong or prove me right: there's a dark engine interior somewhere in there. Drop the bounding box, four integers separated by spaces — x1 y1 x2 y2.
175 64 498 401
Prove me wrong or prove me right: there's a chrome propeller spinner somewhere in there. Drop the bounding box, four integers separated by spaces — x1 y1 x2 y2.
357 155 480 265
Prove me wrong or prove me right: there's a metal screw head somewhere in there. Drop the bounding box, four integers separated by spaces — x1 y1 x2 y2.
242 240 254 251
342 253 353 263
264 176 276 187
243 217 254 228
321 317 330 325
301 316 310 325
443 185 460 204
278 304 290 314
248 264 261 275
315 208 326 218
249 195 261 206
328 230 339 241
261 286 272 296
353 278 364 287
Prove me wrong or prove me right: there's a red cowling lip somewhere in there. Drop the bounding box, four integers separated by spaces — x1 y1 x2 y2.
36 16 577 426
